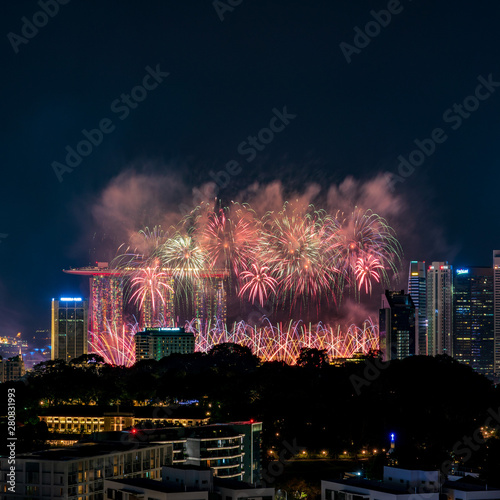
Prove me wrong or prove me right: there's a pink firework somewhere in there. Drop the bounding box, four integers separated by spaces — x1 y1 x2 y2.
355 255 384 294
130 262 173 316
196 202 259 275
89 322 136 367
238 263 278 306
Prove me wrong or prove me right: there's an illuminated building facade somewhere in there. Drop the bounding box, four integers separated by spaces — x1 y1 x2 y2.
427 262 453 356
64 266 229 333
408 261 427 355
379 290 416 361
453 267 494 377
194 277 227 330
0 354 25 383
135 327 195 361
140 277 175 329
0 442 173 499
90 274 124 341
51 298 89 362
494 250 500 376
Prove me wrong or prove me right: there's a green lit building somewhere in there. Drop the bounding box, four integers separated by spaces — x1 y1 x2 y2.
135 327 195 361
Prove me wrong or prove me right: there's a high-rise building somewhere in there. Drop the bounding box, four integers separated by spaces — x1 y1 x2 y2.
379 290 416 361
453 267 494 377
51 298 89 362
427 262 453 356
64 264 124 345
194 277 227 330
408 261 427 355
90 274 124 340
139 276 175 329
135 327 195 361
494 250 500 377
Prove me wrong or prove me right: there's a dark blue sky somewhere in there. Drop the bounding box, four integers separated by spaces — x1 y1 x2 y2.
2 1 500 337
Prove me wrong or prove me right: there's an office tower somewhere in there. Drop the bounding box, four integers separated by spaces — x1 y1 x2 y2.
51 298 89 362
408 261 427 355
494 251 500 376
135 327 195 361
426 262 453 356
379 290 416 361
90 274 124 340
139 277 175 329
453 267 494 377
194 277 227 330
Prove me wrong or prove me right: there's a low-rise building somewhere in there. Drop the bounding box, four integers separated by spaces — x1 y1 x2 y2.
322 467 440 500
39 405 210 433
443 480 500 500
105 477 209 500
0 442 173 500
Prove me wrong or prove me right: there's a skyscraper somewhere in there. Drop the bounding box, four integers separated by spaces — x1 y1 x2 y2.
90 274 124 340
139 276 175 329
379 290 416 361
408 261 427 355
493 250 500 376
194 277 227 330
427 262 453 356
453 266 494 378
51 297 89 362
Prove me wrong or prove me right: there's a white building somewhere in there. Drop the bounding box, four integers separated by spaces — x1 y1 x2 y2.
427 262 453 356
105 478 209 500
0 442 172 500
322 467 440 500
443 480 500 500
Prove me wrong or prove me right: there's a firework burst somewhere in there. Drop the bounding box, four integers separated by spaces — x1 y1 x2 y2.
129 260 173 318
260 203 338 307
355 255 384 294
238 263 278 306
89 322 136 367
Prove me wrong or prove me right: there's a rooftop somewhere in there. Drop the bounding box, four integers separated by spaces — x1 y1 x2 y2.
106 477 191 494
323 478 425 495
15 442 168 461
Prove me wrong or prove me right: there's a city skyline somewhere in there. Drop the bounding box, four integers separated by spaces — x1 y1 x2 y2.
2 2 500 338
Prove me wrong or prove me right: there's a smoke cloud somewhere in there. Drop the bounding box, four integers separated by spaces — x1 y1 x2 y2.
76 166 456 322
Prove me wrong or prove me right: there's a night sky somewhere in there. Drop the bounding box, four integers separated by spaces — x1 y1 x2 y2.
2 1 500 337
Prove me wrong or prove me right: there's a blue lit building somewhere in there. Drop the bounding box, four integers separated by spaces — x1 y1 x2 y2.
51 297 89 362
453 267 494 378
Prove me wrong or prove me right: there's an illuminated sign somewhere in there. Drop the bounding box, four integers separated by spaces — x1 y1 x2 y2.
456 269 469 275
411 272 418 276
60 297 83 301
159 328 182 332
